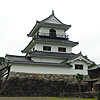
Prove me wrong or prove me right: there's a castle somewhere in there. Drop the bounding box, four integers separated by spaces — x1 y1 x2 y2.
5 11 92 75
1 11 94 97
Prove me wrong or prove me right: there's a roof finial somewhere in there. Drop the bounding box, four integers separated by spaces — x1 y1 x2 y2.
52 9 54 15
79 51 82 54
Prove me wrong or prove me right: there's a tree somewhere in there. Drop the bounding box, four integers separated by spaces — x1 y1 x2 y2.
0 57 5 65
88 62 97 78
88 62 96 68
98 91 100 100
76 73 83 92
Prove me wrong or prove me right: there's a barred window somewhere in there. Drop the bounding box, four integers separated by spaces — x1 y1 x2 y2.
43 46 51 51
75 64 83 70
58 47 66 52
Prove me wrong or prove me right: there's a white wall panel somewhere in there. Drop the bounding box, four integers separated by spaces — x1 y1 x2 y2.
11 62 88 75
35 43 72 53
11 64 71 74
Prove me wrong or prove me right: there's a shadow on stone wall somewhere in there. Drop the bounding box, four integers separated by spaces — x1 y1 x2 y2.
1 72 90 97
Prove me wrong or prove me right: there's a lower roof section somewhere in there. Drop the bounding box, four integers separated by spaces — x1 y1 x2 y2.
5 54 72 67
6 51 92 67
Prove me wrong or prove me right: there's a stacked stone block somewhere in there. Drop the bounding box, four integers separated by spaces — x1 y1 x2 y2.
1 72 90 97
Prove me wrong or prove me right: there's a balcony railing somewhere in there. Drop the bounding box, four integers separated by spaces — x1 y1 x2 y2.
37 32 69 38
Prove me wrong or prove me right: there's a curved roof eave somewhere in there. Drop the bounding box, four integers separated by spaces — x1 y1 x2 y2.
33 37 78 47
39 22 71 31
21 40 36 53
36 40 78 47
27 21 41 37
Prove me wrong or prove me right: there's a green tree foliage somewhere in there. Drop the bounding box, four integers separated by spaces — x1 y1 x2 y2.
88 62 97 68
88 62 97 78
98 91 100 100
76 73 83 92
0 57 5 65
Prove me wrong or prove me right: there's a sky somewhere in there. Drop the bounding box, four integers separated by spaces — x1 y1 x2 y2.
0 0 100 64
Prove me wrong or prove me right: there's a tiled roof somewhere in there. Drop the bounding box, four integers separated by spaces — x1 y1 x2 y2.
27 51 75 59
6 51 92 67
38 10 71 28
34 37 78 46
37 21 71 28
22 37 78 53
6 54 30 62
40 10 64 25
5 54 72 67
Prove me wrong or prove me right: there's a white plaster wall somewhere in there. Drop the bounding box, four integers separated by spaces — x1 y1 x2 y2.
31 57 64 63
70 60 88 75
10 62 88 75
39 27 65 36
34 43 72 53
11 64 71 74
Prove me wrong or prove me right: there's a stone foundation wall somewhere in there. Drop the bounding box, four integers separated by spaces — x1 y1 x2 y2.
1 72 90 97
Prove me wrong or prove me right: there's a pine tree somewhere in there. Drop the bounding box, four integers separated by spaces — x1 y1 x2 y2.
76 73 83 92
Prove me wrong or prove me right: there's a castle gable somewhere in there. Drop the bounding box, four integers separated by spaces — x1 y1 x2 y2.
40 10 64 25
43 15 63 24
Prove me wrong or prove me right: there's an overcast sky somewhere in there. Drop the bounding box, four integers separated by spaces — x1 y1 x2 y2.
0 0 100 64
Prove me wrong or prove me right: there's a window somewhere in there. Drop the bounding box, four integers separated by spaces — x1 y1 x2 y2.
43 46 51 51
49 29 56 37
58 47 66 52
75 64 83 70
33 48 35 51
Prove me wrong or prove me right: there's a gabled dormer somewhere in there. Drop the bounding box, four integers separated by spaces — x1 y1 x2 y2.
27 10 71 39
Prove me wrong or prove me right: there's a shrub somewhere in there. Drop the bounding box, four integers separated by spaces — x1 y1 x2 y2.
98 91 100 100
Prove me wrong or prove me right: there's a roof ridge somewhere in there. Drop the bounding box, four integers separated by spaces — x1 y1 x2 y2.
6 54 25 57
40 11 66 25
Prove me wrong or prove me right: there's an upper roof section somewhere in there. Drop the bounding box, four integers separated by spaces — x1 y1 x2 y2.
40 10 67 24
27 10 71 37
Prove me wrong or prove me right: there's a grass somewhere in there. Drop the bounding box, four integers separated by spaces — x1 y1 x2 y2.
0 97 96 100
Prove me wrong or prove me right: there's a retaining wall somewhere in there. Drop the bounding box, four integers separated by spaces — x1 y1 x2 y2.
1 72 90 97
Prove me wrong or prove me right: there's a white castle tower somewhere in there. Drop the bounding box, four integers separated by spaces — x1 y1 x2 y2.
6 11 92 75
